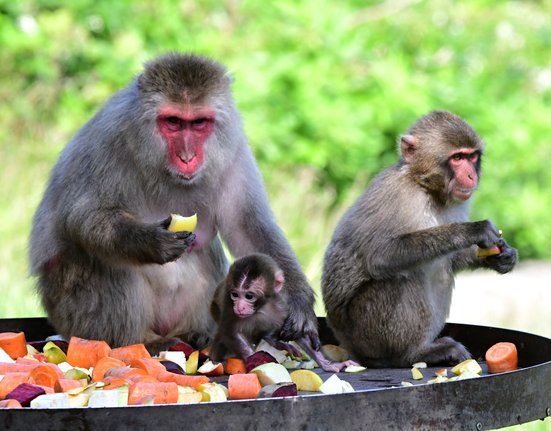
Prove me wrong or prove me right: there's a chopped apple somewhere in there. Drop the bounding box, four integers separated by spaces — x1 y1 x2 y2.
186 350 200 374
43 341 67 365
281 357 301 369
198 383 227 402
251 362 293 386
455 370 481 380
412 362 427 369
320 344 349 362
319 374 355 394
451 359 482 376
167 213 197 233
344 365 367 373
290 369 323 392
411 367 423 380
428 375 449 384
197 360 224 376
435 368 448 377
401 381 413 387
176 385 202 404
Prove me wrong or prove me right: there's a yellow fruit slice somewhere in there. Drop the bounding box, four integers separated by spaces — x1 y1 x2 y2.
167 213 197 233
451 359 482 376
289 369 323 392
475 245 500 258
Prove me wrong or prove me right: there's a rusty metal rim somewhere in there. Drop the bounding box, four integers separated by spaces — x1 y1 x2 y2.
0 317 549 431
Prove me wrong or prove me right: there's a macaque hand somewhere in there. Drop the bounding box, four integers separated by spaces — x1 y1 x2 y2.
280 302 320 350
147 218 196 264
485 238 518 274
472 219 501 250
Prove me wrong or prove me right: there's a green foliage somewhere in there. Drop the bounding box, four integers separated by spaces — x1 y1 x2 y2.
1 0 551 321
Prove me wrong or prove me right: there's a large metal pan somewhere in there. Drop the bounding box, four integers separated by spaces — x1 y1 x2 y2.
0 317 549 430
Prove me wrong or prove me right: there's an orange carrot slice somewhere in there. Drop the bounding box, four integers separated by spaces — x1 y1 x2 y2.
103 366 147 379
156 370 209 390
131 357 166 379
109 344 151 365
28 364 60 388
225 357 247 375
0 373 29 400
0 363 37 374
485 342 518 373
54 378 86 393
128 381 178 405
228 373 262 400
0 399 23 408
0 332 27 359
91 356 126 382
66 336 112 368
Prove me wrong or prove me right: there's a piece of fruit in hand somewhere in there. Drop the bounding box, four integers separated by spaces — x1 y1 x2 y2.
167 213 197 233
476 245 501 257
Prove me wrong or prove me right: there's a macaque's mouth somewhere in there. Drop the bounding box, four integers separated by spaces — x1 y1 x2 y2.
236 312 255 318
453 188 474 201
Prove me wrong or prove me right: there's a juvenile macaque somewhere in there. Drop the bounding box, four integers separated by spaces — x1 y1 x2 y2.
210 254 358 372
29 53 319 352
322 111 518 367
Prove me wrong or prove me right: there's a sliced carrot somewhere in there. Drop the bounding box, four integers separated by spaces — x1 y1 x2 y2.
0 363 37 374
16 357 41 365
91 356 127 382
28 364 60 388
128 381 178 405
228 373 262 400
225 357 247 375
0 399 23 408
156 370 210 390
54 378 86 393
0 332 27 359
485 342 518 373
102 377 128 390
131 357 166 379
109 344 150 365
104 366 147 379
0 373 29 400
66 336 112 369
126 374 159 386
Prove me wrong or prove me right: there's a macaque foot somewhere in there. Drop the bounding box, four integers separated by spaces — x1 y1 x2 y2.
416 336 471 365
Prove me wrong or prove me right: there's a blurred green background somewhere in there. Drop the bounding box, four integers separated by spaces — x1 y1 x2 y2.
0 1 550 428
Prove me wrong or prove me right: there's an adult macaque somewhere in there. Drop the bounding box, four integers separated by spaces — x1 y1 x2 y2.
29 53 318 352
210 254 358 372
322 111 518 367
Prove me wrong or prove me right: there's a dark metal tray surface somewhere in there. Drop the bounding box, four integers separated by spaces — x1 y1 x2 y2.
0 317 549 431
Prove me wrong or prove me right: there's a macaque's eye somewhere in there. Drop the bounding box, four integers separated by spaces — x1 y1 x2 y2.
163 116 184 132
190 117 212 132
451 153 462 161
244 292 255 301
468 152 479 162
230 291 239 300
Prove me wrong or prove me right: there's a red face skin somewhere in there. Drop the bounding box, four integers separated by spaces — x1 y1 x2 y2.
157 106 216 180
448 148 480 201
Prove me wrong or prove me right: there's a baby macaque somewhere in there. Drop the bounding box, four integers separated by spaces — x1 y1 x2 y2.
210 253 358 372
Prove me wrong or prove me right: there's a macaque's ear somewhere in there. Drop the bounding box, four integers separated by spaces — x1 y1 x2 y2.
400 134 417 164
274 270 285 293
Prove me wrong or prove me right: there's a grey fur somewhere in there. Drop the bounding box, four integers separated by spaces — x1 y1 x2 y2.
29 53 317 350
322 111 518 367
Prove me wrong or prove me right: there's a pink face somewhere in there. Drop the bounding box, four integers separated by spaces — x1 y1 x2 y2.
448 148 480 201
157 106 216 180
231 289 258 318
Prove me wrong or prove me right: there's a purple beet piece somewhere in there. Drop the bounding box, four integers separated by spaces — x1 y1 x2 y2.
6 383 46 407
245 351 277 372
160 360 185 375
257 383 298 398
168 341 195 357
